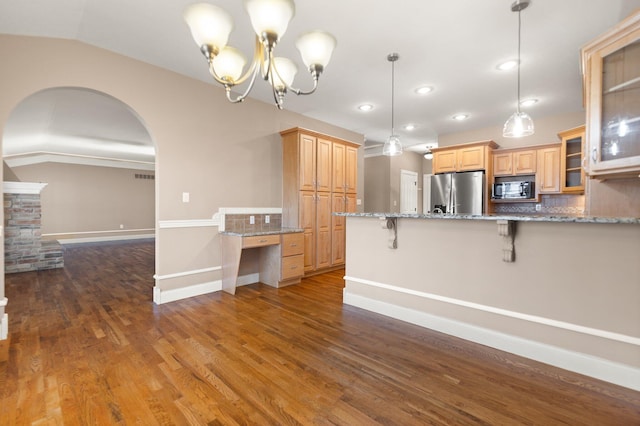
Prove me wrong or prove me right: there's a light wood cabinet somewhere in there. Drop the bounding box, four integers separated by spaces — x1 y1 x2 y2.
537 145 561 194
582 11 640 178
492 149 537 176
559 125 585 193
431 140 498 174
458 145 486 171
280 233 304 281
282 128 359 274
220 231 304 294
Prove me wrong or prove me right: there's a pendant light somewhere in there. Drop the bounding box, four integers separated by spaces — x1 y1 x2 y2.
383 53 403 156
503 0 534 138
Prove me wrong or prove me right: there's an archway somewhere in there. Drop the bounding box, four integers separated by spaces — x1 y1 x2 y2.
3 86 156 273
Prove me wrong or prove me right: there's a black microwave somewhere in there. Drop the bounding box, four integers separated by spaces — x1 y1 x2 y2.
492 181 534 199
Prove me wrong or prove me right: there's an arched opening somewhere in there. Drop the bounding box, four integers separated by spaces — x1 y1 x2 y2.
2 87 156 280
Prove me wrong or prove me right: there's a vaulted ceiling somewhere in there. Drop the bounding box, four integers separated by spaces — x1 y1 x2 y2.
1 0 639 162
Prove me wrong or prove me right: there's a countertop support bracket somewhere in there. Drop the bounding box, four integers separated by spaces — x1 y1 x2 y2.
381 217 398 249
497 220 515 262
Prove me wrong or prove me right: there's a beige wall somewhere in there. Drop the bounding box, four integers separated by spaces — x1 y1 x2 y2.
364 155 389 213
0 35 364 300
344 215 640 389
11 162 154 238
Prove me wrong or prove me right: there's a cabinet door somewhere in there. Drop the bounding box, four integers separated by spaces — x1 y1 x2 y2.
316 138 332 192
493 153 513 176
345 145 358 193
458 146 485 171
537 147 561 194
583 22 640 177
299 191 316 272
299 134 316 192
332 142 346 193
513 150 537 174
433 150 457 173
316 192 332 269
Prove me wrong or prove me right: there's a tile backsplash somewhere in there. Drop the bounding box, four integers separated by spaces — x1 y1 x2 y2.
224 213 282 233
493 194 585 215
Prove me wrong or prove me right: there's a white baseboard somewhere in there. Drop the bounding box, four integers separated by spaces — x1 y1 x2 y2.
154 280 222 304
153 273 261 304
57 233 155 245
0 313 7 340
343 290 640 392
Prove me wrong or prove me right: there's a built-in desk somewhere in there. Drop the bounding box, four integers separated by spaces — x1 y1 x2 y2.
220 229 304 294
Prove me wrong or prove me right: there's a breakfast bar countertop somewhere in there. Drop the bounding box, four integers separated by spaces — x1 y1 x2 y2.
334 212 640 225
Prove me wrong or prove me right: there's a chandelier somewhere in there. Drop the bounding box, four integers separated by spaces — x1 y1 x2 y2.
183 0 337 109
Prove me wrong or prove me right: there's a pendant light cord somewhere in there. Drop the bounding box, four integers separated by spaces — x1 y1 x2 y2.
391 57 395 134
516 8 522 114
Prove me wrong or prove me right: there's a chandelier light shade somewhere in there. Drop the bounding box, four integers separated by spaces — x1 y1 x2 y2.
503 0 535 138
183 0 336 109
383 53 403 156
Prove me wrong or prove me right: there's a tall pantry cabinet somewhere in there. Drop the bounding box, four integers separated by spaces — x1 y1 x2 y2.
281 128 358 274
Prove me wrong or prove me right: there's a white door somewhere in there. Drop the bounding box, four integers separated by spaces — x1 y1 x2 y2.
400 169 418 214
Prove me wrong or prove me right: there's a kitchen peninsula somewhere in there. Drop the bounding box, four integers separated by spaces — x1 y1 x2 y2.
338 212 640 391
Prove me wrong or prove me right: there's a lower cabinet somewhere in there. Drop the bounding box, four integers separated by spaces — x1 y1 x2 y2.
280 233 304 282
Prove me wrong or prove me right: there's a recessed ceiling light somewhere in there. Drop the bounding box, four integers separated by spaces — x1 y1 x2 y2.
497 60 518 71
519 98 538 107
452 114 469 121
404 124 417 131
358 104 373 111
415 86 433 95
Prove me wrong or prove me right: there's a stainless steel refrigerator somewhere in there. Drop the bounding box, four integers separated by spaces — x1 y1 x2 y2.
430 171 484 215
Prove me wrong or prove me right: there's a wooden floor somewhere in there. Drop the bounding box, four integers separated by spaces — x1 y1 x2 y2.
0 240 638 425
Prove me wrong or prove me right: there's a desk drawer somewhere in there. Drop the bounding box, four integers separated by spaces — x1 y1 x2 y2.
281 254 304 280
242 234 280 248
281 232 304 257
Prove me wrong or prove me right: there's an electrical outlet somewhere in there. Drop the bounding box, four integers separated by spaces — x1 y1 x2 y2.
249 215 255 225
182 192 190 203
265 215 270 224
535 204 542 212
120 224 124 229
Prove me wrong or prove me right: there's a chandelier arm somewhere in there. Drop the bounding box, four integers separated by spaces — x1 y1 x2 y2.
207 37 263 88
224 63 261 104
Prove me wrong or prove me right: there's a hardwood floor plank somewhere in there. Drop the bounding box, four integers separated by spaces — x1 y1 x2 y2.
1 240 638 425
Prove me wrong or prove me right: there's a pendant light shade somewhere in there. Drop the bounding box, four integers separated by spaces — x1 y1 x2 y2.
503 111 535 138
503 0 534 138
383 135 403 156
383 53 403 156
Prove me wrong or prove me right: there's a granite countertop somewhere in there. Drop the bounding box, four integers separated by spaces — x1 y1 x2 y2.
219 227 304 237
335 212 640 225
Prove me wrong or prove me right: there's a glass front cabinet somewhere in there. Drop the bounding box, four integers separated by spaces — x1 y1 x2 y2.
582 11 640 178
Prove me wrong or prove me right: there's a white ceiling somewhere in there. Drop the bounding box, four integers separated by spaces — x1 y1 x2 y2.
1 0 640 163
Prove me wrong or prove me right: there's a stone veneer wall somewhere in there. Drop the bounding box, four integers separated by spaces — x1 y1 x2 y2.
4 192 63 273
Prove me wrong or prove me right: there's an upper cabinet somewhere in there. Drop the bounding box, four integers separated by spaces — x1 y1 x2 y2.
536 145 561 194
559 125 585 193
582 11 640 178
432 140 498 174
493 149 537 176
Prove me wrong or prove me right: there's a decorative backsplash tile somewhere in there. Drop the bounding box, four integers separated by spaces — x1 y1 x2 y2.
493 194 586 215
224 213 282 233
